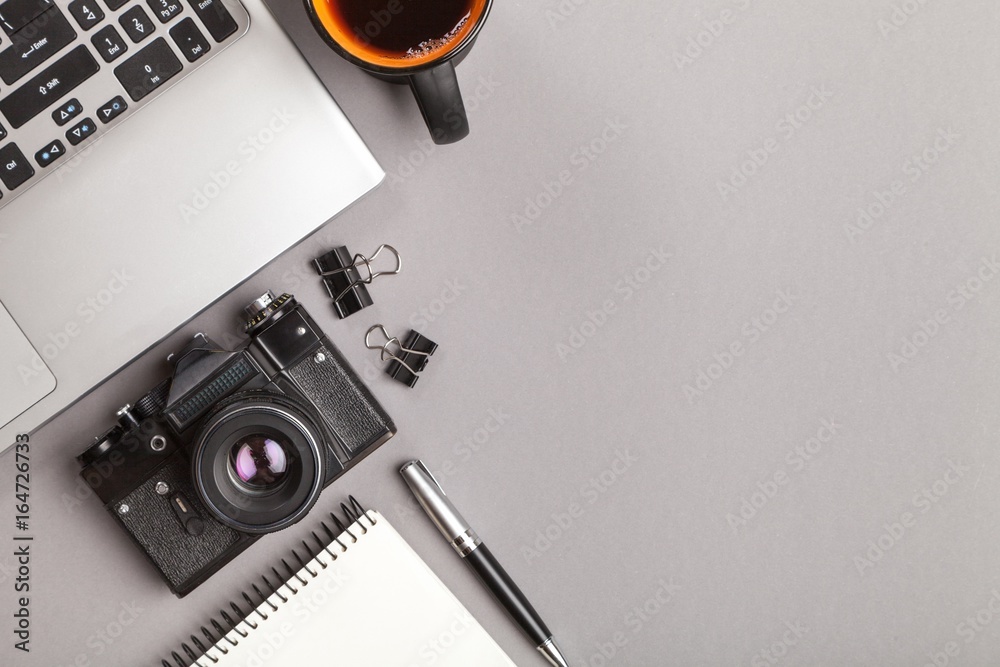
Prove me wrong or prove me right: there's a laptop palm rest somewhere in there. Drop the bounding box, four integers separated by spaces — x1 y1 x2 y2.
0 302 56 429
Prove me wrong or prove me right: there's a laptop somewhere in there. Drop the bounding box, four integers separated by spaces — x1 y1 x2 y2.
0 0 384 454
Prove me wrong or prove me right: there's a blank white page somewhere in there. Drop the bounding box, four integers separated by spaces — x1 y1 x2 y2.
194 511 516 667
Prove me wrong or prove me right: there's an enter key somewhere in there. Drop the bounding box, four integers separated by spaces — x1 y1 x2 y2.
0 7 77 85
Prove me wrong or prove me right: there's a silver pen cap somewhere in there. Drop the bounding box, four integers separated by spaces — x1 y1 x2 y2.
400 460 482 556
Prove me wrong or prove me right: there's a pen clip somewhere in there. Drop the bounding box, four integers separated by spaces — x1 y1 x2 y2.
413 460 447 495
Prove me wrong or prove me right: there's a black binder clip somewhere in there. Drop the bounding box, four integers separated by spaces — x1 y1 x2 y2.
313 244 401 319
365 325 438 388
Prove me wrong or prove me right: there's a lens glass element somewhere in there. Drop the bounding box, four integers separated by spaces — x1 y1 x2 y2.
229 434 290 491
193 392 334 534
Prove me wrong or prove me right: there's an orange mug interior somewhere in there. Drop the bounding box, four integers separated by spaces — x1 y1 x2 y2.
311 0 489 69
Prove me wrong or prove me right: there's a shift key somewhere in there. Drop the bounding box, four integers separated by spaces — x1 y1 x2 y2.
0 45 98 128
0 7 78 85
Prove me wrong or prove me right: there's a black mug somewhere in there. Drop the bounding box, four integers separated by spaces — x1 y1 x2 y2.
305 0 493 144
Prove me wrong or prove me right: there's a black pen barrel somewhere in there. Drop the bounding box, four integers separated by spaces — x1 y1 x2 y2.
464 544 551 645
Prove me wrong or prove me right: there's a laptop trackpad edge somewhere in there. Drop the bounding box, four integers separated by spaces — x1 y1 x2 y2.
0 302 56 429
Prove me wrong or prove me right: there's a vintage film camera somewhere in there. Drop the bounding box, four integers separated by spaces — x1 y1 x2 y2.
77 291 395 596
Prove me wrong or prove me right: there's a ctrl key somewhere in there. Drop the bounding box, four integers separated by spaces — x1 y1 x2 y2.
0 144 35 190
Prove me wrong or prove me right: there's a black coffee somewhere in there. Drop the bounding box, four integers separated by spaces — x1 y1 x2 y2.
327 0 481 63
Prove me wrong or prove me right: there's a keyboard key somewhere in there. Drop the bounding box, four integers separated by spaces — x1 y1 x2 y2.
169 17 208 62
0 45 99 128
0 0 52 36
67 0 103 30
0 124 6 140
52 97 82 125
146 0 181 23
34 139 64 167
0 7 77 85
0 143 34 189
104 0 130 9
91 24 127 62
65 117 96 145
114 37 182 101
96 95 126 123
186 0 236 42
119 6 154 42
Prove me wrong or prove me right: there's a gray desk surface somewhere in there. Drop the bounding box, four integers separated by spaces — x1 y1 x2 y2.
5 1 1000 665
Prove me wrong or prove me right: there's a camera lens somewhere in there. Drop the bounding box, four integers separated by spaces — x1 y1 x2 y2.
229 434 290 491
191 392 329 534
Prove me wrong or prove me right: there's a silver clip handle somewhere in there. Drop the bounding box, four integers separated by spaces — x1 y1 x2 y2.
318 244 401 303
365 324 429 377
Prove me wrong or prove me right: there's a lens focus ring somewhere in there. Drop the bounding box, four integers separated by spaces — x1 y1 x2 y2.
190 391 327 534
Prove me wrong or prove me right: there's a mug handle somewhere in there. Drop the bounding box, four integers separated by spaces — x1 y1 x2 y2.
408 62 469 145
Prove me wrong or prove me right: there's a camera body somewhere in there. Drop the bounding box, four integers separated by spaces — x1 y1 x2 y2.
77 292 395 596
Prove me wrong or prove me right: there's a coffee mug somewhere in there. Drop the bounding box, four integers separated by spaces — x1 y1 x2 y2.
305 0 493 144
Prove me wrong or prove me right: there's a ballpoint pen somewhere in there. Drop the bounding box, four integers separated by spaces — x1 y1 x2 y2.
400 460 570 667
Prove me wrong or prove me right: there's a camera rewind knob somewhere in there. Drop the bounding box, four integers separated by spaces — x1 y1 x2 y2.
244 291 294 334
245 291 276 317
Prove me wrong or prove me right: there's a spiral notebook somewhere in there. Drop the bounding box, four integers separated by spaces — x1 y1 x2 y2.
162 499 515 667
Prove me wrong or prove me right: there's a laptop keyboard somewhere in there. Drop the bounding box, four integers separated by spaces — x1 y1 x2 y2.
0 0 248 209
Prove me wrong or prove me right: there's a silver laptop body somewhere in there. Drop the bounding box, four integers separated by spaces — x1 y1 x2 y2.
0 0 384 453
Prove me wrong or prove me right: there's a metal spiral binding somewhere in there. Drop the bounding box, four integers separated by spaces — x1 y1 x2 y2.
183 642 200 661
295 546 319 577
190 635 208 654
250 584 272 615
160 496 373 666
270 567 289 602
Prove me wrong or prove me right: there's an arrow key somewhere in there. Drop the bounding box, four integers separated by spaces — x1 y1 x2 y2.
35 139 65 168
67 0 104 31
119 6 155 44
52 98 82 126
97 95 127 124
65 117 95 146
